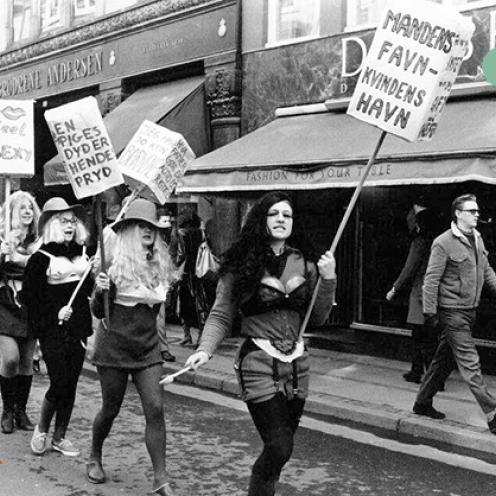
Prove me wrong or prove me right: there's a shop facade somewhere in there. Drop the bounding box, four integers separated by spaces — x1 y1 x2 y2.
179 0 496 357
0 0 242 232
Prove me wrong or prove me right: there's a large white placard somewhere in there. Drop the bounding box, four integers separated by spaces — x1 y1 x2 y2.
44 96 124 199
0 99 34 176
347 0 475 142
119 120 195 205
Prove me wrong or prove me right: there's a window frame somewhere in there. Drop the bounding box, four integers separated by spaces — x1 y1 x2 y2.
266 0 321 48
73 0 97 17
345 0 496 32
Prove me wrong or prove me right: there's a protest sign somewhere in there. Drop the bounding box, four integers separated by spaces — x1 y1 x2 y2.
0 99 34 176
44 96 123 199
347 0 474 142
118 120 195 205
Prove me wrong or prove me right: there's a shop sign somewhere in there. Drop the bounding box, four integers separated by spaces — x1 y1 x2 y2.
347 0 474 142
44 96 123 199
0 99 34 176
118 120 195 205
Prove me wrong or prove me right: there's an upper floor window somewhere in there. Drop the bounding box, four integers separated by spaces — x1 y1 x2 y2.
267 0 320 47
12 0 33 43
41 0 63 31
346 0 496 31
74 0 97 17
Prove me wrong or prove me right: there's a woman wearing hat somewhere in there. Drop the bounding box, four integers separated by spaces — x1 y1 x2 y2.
87 198 177 496
18 197 93 457
0 191 41 434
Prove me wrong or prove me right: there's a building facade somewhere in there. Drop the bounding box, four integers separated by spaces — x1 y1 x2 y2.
180 0 496 358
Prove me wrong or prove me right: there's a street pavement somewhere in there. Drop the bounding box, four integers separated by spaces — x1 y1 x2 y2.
153 325 496 461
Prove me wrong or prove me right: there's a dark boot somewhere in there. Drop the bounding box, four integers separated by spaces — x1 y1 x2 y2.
247 473 276 496
0 376 16 434
14 375 34 431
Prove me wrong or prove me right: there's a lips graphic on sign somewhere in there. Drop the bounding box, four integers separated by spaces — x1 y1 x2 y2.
0 106 26 120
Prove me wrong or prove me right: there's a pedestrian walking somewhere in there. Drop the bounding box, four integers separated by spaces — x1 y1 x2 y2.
19 197 93 456
386 205 441 384
170 210 203 346
87 199 177 496
413 193 496 432
0 191 41 434
185 191 336 496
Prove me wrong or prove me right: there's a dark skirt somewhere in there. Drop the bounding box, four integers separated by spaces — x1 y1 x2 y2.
0 285 28 339
92 303 162 370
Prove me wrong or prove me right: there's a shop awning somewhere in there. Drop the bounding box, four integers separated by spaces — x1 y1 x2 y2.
177 98 496 193
44 75 209 186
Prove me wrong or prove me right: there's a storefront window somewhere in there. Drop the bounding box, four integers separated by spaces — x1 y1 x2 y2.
267 0 320 46
346 0 496 31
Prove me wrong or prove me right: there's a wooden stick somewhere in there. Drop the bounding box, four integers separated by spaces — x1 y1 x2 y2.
3 177 10 262
159 366 192 385
95 195 110 329
298 130 387 340
58 261 93 326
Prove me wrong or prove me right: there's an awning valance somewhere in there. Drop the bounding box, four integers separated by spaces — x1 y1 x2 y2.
44 75 209 186
177 98 496 193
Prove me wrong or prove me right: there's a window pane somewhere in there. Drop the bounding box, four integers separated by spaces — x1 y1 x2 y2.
13 0 32 42
276 0 319 42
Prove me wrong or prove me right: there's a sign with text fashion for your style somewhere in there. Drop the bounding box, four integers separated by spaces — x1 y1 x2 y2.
0 99 34 176
347 0 475 142
44 96 124 199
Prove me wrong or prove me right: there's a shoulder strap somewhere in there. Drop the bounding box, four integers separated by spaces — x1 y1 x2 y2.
37 249 54 259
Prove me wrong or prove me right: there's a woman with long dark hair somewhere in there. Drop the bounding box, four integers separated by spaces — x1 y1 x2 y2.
186 191 336 496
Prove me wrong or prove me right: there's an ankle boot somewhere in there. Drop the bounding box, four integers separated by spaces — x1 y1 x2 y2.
0 376 16 434
14 375 34 431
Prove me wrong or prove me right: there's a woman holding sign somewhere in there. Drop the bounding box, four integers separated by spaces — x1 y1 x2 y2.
88 199 177 496
185 192 336 496
19 197 93 457
0 191 41 434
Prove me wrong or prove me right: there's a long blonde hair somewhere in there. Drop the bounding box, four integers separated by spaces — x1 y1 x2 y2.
0 190 41 250
107 223 176 290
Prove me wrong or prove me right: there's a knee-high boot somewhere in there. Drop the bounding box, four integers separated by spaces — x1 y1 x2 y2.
15 375 34 431
0 376 17 434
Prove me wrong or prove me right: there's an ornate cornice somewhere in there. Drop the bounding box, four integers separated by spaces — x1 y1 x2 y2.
0 0 220 70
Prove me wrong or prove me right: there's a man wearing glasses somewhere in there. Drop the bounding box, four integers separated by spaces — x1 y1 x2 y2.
413 193 496 434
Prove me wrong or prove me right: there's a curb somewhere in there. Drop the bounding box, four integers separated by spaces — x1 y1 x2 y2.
158 361 496 460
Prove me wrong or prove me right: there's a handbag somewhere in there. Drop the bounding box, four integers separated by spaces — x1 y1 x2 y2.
195 238 219 279
0 282 17 308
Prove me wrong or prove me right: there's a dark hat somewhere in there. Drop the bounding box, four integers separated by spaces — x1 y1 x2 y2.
111 199 162 232
39 197 86 232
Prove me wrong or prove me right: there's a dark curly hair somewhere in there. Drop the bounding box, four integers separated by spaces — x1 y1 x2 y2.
220 191 315 300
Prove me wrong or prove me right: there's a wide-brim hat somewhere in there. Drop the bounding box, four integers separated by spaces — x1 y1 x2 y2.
39 197 86 232
111 198 162 232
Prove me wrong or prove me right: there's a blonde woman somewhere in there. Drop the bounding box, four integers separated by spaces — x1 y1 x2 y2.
19 197 92 457
87 199 177 496
0 191 41 434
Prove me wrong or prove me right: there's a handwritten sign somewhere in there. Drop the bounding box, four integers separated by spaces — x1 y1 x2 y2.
44 96 123 199
0 99 34 176
119 120 195 204
347 0 474 142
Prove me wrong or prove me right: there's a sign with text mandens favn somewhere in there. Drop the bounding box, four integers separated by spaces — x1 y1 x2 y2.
44 96 124 199
0 99 34 176
118 120 195 205
347 0 475 142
